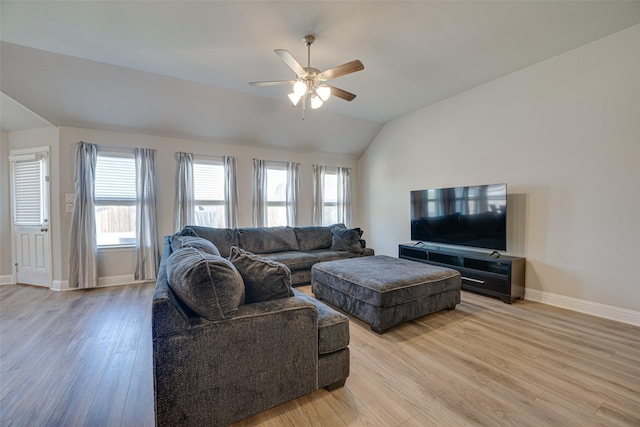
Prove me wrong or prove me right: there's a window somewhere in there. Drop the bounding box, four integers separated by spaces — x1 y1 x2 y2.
94 153 136 247
12 156 46 226
193 159 226 228
253 159 298 227
313 165 352 227
266 164 288 226
322 170 339 225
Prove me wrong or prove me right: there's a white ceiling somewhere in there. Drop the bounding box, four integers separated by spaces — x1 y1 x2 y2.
1 1 639 156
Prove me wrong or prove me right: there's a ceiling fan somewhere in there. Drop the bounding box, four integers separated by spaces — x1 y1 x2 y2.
249 35 364 119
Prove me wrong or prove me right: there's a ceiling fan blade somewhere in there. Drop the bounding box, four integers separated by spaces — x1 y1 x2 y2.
320 60 364 81
275 49 306 76
249 80 294 87
327 85 357 102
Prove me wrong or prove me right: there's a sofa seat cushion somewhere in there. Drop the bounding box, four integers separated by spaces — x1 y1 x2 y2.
260 251 319 271
185 226 239 258
293 289 349 354
229 247 294 304
238 226 300 254
294 224 345 251
306 249 358 263
166 247 244 321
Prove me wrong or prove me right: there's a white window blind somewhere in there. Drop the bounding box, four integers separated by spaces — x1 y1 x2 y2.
194 162 224 202
12 159 44 225
95 155 136 202
267 167 287 202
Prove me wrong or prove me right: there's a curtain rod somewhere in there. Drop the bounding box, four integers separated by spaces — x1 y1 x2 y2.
181 152 229 160
79 141 155 152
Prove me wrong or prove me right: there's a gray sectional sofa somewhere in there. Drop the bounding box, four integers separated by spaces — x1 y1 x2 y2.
152 225 374 426
184 224 374 285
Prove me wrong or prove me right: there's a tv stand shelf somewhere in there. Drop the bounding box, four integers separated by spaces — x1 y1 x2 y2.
398 244 525 303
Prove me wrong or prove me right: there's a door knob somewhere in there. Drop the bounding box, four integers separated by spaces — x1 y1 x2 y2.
40 228 48 232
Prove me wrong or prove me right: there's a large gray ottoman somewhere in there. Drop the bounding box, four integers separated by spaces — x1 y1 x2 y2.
311 255 461 333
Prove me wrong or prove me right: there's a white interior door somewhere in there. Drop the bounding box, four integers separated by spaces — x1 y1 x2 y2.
10 147 51 288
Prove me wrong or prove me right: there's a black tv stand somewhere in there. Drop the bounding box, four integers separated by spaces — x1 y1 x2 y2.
398 244 525 303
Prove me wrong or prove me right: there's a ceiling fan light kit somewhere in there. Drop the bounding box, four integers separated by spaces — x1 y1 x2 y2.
249 34 364 120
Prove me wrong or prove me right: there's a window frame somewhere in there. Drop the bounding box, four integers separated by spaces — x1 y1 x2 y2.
322 168 339 226
192 156 227 228
265 162 289 227
94 150 137 249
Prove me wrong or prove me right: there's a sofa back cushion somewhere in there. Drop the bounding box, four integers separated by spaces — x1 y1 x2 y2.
294 224 346 251
166 247 244 321
238 226 299 254
229 246 294 304
184 226 239 258
169 235 221 256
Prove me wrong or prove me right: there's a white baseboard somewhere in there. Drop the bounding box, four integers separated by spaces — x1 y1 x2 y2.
51 280 70 291
525 288 640 327
51 275 152 291
0 275 15 285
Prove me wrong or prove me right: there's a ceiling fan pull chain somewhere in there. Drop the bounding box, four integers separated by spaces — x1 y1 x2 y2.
301 94 306 120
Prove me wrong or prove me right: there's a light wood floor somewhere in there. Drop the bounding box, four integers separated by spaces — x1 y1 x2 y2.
1 283 639 426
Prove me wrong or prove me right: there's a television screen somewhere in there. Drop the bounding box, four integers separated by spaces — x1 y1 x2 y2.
410 183 507 251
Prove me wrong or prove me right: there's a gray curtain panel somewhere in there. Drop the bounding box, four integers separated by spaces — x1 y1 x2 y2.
252 158 268 227
174 152 194 232
223 155 239 228
312 164 325 226
337 167 352 228
134 148 159 281
286 162 300 227
68 141 98 288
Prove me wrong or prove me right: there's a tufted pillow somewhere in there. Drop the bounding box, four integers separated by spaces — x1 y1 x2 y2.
331 227 364 254
169 235 221 256
166 247 244 321
229 246 294 304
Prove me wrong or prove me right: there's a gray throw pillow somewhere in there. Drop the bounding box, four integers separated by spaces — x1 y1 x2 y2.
228 246 294 304
169 235 221 256
331 227 364 254
166 247 244 321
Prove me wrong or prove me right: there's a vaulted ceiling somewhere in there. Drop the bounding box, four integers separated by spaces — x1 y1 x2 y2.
2 1 639 156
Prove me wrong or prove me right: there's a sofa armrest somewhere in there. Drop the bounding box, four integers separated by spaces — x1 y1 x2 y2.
153 296 319 427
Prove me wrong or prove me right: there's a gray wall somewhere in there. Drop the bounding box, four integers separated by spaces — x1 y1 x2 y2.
0 132 12 282
359 24 640 313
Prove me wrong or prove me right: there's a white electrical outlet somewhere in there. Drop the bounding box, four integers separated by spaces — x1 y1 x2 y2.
66 203 74 213
65 193 75 203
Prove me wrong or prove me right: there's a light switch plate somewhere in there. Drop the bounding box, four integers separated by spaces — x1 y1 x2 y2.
65 193 75 203
66 203 74 213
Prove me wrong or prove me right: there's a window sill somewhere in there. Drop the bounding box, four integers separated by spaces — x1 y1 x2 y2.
97 245 136 252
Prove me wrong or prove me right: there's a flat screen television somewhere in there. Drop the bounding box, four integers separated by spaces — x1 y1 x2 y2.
410 183 507 251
